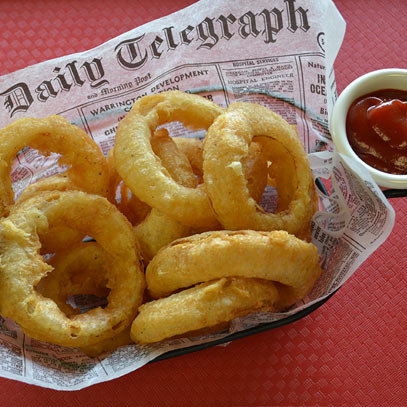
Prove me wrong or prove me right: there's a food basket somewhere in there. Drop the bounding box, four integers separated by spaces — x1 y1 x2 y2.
0 0 396 390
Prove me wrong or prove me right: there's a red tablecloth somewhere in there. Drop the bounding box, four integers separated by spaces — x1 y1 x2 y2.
0 1 406 405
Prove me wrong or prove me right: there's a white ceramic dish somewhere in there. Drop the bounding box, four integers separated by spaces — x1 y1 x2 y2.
329 68 407 189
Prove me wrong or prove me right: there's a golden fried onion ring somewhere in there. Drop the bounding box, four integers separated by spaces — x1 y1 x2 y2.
36 242 110 317
131 277 280 344
0 115 109 217
37 241 134 357
146 230 322 308
0 191 145 347
203 102 317 238
113 91 224 228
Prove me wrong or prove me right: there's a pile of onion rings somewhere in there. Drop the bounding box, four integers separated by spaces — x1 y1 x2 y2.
0 90 321 354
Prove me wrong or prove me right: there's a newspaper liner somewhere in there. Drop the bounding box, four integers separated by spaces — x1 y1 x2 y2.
0 0 395 390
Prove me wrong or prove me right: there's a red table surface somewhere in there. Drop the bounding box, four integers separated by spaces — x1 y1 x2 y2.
0 0 406 406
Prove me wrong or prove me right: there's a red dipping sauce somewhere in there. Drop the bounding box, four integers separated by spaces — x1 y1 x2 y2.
346 89 407 174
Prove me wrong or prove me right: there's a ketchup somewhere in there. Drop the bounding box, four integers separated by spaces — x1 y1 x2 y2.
346 89 407 174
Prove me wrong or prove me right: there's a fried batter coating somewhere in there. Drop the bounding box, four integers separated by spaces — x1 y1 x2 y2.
132 277 279 344
146 230 321 308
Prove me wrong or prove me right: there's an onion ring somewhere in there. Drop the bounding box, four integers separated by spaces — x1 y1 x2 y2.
37 241 134 357
109 129 198 262
0 190 145 347
131 277 279 344
36 242 110 317
113 91 224 228
107 129 200 229
146 230 322 308
0 115 109 217
37 241 135 356
202 102 317 238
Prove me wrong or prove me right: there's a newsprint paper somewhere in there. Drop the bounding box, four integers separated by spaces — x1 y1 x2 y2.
0 0 395 390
